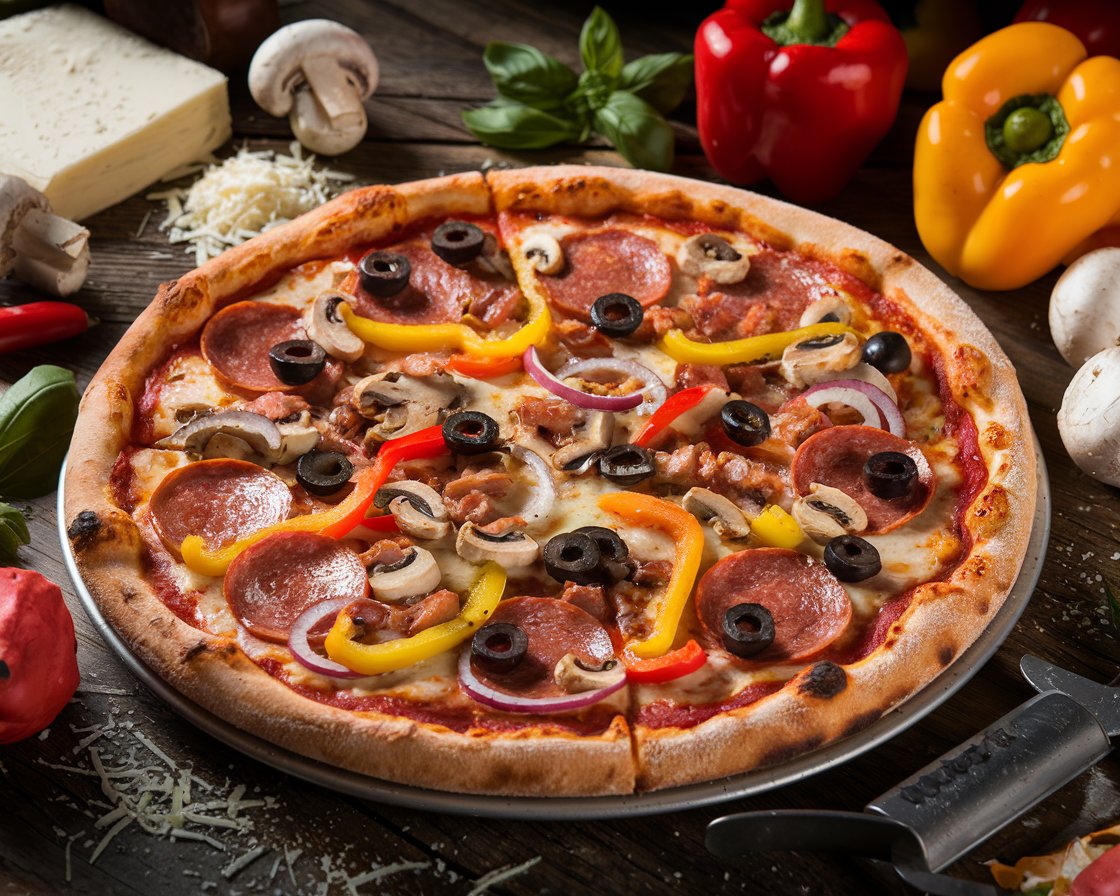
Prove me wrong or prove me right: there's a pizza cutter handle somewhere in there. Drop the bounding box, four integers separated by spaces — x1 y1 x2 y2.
866 691 1112 873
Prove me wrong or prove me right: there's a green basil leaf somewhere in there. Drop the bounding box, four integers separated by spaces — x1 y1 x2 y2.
0 365 80 499
0 503 29 545
483 41 579 110
0 513 28 564
462 101 582 150
580 6 624 79
619 53 694 114
578 68 615 112
592 91 675 172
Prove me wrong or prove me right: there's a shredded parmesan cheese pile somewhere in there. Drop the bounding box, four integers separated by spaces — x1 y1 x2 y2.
148 141 355 265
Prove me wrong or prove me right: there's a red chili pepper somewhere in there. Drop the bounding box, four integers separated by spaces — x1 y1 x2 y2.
0 568 79 744
695 0 907 204
632 386 715 448
1014 0 1120 59
622 640 707 684
0 302 93 354
446 354 523 379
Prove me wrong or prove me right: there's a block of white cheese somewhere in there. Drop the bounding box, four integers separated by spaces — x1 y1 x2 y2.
0 4 231 221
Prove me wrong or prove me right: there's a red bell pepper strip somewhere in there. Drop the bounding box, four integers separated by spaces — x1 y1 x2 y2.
695 0 907 204
0 302 93 354
1014 0 1120 59
622 640 707 684
632 386 716 448
446 353 523 379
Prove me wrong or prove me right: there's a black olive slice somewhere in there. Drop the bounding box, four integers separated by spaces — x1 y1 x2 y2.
296 450 354 496
431 221 486 265
864 451 919 500
471 622 528 674
823 535 881 583
358 250 411 297
597 444 655 487
590 293 644 337
572 525 632 583
696 233 742 262
442 411 501 454
543 532 603 586
862 331 912 374
268 339 326 386
722 603 775 659
720 399 771 447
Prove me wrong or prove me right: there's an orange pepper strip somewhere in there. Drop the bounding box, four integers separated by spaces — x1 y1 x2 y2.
446 353 523 379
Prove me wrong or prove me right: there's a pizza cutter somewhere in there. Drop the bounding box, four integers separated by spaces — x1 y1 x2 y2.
706 655 1120 895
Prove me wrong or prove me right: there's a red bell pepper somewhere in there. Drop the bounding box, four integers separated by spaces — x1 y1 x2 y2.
622 640 707 684
695 0 908 204
1015 1 1120 60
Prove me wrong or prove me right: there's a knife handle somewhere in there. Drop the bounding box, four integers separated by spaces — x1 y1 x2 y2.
867 691 1112 872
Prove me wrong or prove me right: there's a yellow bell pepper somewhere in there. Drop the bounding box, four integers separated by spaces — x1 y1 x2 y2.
598 492 704 660
659 322 851 366
324 562 507 676
339 293 551 359
914 23 1120 291
750 504 804 549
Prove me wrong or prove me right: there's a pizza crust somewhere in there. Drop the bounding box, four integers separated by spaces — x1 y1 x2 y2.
66 166 1036 796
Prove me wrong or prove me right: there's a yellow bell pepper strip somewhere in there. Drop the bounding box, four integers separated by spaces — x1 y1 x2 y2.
750 504 804 549
324 562 507 676
598 492 704 660
659 322 851 366
338 293 551 359
181 425 448 576
914 23 1120 291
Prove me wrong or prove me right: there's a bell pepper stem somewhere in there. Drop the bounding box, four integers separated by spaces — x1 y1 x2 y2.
786 0 829 43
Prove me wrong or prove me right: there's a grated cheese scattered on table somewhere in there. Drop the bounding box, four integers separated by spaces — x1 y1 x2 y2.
147 141 355 266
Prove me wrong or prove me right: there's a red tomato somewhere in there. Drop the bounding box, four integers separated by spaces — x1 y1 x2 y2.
1072 844 1120 896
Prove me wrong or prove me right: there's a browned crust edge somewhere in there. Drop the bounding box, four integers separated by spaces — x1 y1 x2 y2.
65 165 1035 797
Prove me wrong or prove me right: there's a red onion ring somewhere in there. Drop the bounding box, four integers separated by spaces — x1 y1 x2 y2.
523 347 644 411
288 597 364 679
509 444 555 531
802 379 906 437
554 355 668 414
457 647 626 714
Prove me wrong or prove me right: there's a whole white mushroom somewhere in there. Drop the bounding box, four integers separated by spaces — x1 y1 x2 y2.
1058 345 1120 487
1048 247 1120 367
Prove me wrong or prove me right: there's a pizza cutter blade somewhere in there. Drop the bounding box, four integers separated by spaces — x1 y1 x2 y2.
706 656 1119 893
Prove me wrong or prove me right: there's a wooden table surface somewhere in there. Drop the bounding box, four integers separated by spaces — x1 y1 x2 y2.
3 2 1119 894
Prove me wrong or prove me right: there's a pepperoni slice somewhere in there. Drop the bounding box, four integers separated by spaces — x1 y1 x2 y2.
224 532 369 643
541 229 671 320
201 301 315 392
791 425 936 535
696 548 851 663
347 241 520 326
469 597 614 701
149 459 291 561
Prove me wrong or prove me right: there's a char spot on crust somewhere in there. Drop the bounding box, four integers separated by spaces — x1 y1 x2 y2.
160 280 209 321
970 486 1011 540
67 510 101 544
742 214 791 250
758 734 826 768
837 249 881 292
976 599 989 616
937 644 956 667
953 345 994 410
799 661 848 699
842 709 882 738
184 640 207 662
984 422 1012 451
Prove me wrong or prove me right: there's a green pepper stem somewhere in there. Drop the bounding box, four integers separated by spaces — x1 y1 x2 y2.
785 0 829 43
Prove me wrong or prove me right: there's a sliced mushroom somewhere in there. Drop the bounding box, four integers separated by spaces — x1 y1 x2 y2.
520 232 563 275
274 411 322 464
682 487 752 539
676 233 752 284
1058 346 1120 486
799 294 853 328
554 653 625 694
551 411 614 471
791 483 868 544
368 547 441 602
455 523 539 569
374 481 451 540
0 175 90 296
201 432 255 461
779 332 862 388
352 371 463 441
248 20 379 156
476 233 515 280
156 410 283 459
305 291 364 362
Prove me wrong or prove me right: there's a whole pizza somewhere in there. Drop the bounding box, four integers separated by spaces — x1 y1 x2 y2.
63 166 1035 796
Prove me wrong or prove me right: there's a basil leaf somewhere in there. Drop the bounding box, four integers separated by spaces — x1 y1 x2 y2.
0 503 29 545
0 365 79 499
463 101 582 150
483 41 579 110
580 6 623 79
619 53 694 114
592 91 675 172
0 514 28 564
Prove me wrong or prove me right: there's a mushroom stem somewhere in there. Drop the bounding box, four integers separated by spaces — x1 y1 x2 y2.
11 208 90 297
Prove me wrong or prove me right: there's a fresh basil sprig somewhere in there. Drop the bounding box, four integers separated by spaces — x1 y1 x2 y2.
0 502 29 564
0 365 80 499
462 6 692 172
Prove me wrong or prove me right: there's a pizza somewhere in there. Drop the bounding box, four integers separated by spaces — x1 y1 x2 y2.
63 165 1035 796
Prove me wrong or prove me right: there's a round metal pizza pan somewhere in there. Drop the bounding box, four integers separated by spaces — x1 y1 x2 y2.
58 441 1050 820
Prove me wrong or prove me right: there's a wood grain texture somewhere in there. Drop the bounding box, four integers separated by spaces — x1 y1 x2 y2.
3 1 1120 894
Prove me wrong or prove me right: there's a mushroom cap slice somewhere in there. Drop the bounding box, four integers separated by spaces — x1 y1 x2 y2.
455 523 539 570
682 487 752 539
368 547 441 603
306 291 364 362
779 332 862 389
1058 346 1120 486
554 653 624 694
0 175 48 277
1049 247 1120 367
676 233 752 284
374 481 451 540
156 410 283 459
552 411 614 471
791 483 868 545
